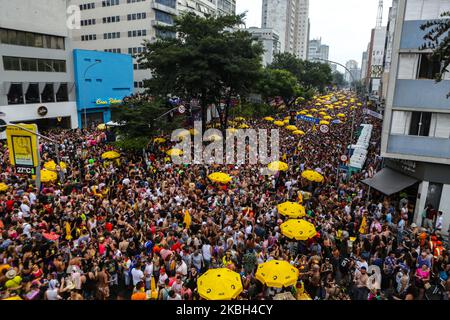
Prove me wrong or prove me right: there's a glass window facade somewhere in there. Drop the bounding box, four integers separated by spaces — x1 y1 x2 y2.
0 28 65 50
3 56 66 73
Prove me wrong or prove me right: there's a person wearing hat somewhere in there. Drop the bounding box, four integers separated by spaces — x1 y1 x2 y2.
5 269 22 290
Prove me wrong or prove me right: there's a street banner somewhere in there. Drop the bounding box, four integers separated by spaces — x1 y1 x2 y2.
297 115 341 125
6 124 40 176
364 108 383 120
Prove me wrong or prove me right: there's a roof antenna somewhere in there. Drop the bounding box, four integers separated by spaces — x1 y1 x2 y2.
376 0 384 28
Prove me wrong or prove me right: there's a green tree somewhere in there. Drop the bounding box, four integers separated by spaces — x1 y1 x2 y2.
138 13 263 134
110 96 182 152
420 11 450 97
269 52 303 80
257 69 303 108
332 71 347 88
300 60 333 93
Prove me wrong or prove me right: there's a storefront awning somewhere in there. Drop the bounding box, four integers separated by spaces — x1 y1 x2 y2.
361 167 418 196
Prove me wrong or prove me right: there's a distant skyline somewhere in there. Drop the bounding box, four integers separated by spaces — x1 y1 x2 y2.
236 0 392 72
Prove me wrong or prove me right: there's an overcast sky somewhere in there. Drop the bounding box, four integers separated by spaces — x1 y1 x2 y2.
236 0 392 72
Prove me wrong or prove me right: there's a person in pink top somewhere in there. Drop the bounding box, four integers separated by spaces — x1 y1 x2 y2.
415 264 430 300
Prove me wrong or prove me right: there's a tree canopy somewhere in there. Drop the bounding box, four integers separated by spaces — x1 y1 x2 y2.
138 12 264 132
257 69 303 108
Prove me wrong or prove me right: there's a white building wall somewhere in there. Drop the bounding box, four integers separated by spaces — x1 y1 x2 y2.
0 0 78 128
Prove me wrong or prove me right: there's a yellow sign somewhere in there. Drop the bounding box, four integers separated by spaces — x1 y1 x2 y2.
6 124 39 167
96 98 123 105
96 99 108 105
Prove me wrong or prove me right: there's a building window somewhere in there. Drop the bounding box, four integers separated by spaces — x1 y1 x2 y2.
418 54 442 79
25 83 40 104
154 9 174 24
41 83 55 103
409 112 432 136
0 28 64 50
128 30 146 37
155 0 176 8
80 2 96 10
7 83 24 105
127 12 146 20
102 0 120 6
20 57 38 71
56 83 69 102
2 56 21 71
127 0 145 3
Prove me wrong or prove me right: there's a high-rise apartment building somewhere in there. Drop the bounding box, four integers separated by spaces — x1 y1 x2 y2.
372 0 450 233
307 38 329 62
344 60 361 84
246 27 280 66
261 0 309 59
70 0 178 92
71 0 235 93
0 0 78 129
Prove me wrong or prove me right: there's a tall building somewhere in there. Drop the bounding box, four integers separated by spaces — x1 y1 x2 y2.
307 38 329 62
246 27 280 66
373 0 450 233
366 26 387 97
0 0 78 129
381 0 399 100
360 49 369 82
177 0 219 16
261 0 309 59
70 0 178 92
344 60 361 84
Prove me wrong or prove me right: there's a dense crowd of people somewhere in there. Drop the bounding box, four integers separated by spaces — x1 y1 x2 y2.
0 91 449 301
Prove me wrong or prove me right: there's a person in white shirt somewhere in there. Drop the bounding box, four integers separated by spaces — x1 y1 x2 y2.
167 290 181 300
435 211 444 231
144 260 153 290
131 262 144 286
175 259 187 279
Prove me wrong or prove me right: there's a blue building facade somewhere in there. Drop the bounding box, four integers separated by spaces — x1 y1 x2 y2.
73 49 133 128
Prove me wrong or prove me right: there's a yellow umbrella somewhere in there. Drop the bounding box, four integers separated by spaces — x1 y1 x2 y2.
44 160 67 171
235 117 245 121
284 116 290 121
174 130 190 138
208 172 232 184
101 151 120 160
357 103 362 106
239 124 250 129
166 148 183 156
277 201 306 218
197 268 243 300
205 134 223 142
301 170 324 183
314 103 321 106
274 121 284 127
285 125 297 131
280 219 317 241
310 108 318 112
255 260 299 288
267 161 288 172
337 113 346 118
283 119 289 124
264 116 275 121
305 114 314 118
299 111 307 115
0 183 8 192
153 137 167 144
323 115 332 120
292 130 305 136
318 111 327 116
97 123 106 130
40 169 58 183
327 106 334 110
319 120 330 125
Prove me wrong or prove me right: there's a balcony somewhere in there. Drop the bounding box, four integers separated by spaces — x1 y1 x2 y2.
387 134 450 161
393 79 450 111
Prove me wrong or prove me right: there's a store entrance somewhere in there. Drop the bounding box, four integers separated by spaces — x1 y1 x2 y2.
81 112 104 129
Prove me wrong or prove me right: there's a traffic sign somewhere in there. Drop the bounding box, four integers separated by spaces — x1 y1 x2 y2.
319 124 329 134
178 105 186 114
340 155 348 162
